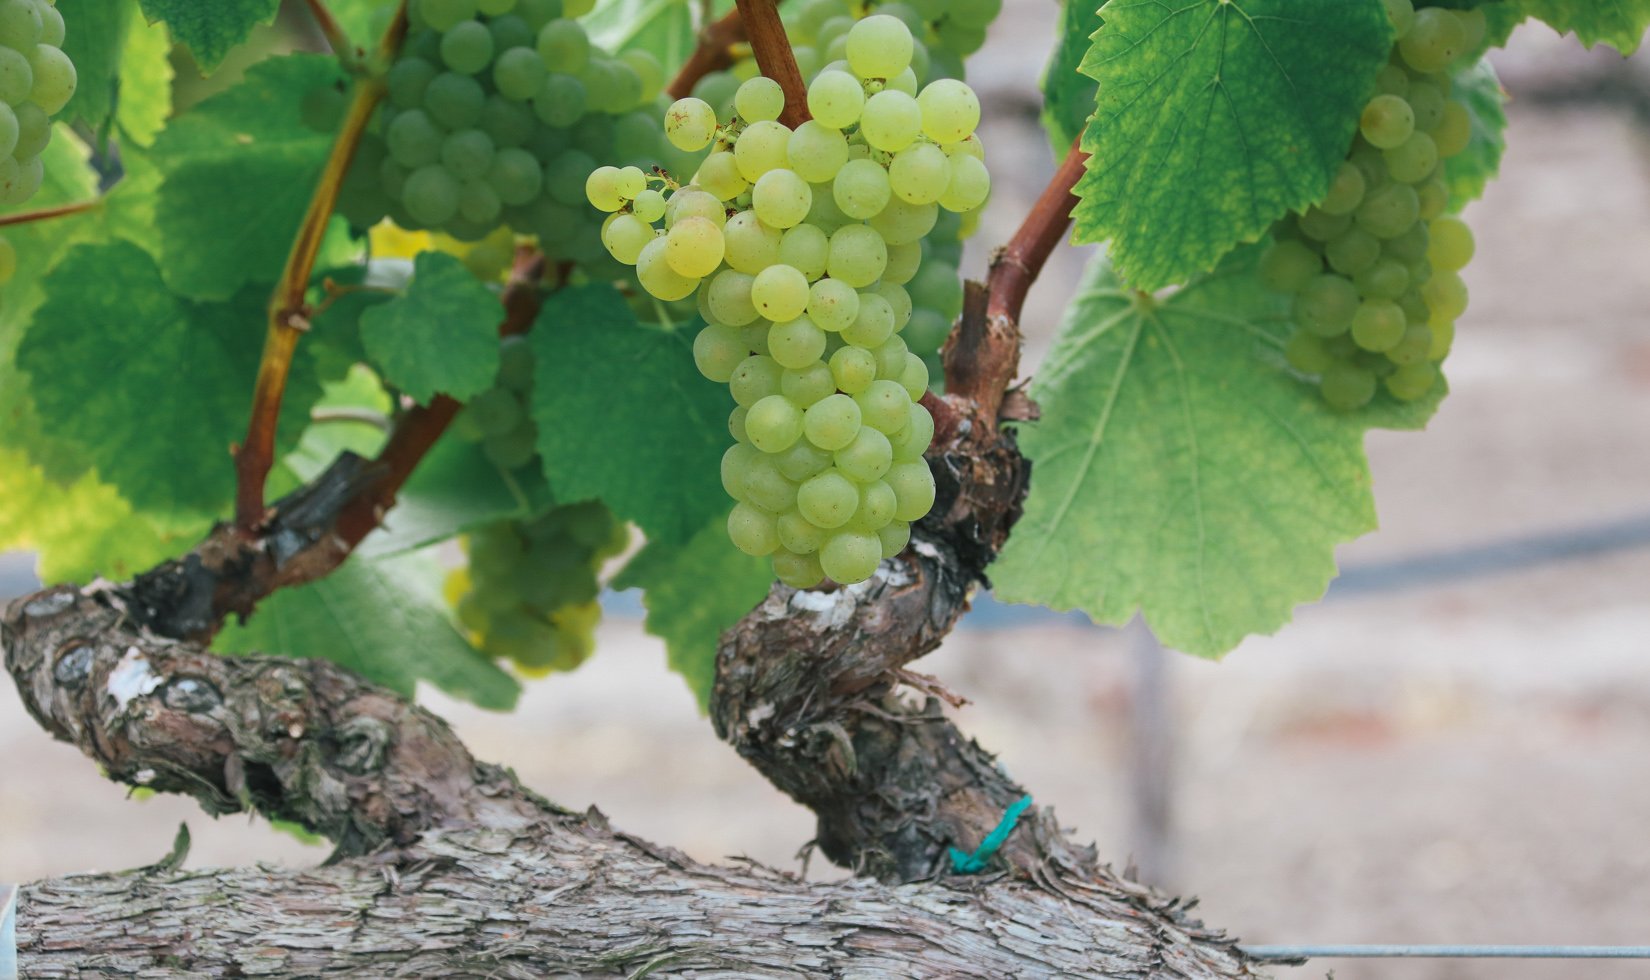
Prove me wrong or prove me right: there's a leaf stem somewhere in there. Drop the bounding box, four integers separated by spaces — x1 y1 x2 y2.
667 7 747 100
734 0 810 127
0 200 99 227
234 4 409 532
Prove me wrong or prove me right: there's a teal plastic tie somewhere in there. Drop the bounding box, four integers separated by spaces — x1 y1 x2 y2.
948 795 1033 874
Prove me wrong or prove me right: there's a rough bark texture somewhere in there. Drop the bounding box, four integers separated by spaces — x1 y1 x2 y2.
4 586 1258 979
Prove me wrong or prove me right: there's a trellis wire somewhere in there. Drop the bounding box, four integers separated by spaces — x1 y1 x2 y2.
1242 944 1650 962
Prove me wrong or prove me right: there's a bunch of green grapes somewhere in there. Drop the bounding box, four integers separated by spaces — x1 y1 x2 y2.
689 0 996 378
0 0 75 285
452 333 539 469
588 15 990 588
338 0 703 275
446 499 627 675
1259 0 1479 410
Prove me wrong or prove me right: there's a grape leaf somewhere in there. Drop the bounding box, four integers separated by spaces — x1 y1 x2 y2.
1445 59 1507 209
584 0 694 64
1071 0 1394 290
1039 0 1103 156
990 250 1443 656
213 548 521 711
117 12 176 147
151 54 344 301
326 0 399 48
614 515 771 708
137 0 280 70
56 0 130 132
14 241 317 517
359 252 502 405
529 286 730 544
1505 0 1650 53
0 447 202 586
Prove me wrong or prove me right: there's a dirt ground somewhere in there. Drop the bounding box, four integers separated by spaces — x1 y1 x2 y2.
5 7 1650 979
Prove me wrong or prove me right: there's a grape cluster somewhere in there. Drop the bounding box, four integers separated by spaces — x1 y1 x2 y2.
340 0 701 275
453 333 540 469
446 500 627 675
0 0 75 286
687 0 994 378
1259 0 1479 410
588 16 989 588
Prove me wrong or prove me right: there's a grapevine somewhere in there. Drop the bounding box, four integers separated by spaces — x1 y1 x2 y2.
0 0 75 284
588 13 990 588
1259 0 1480 410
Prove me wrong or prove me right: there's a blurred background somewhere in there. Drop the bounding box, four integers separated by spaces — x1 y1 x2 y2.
5 2 1650 977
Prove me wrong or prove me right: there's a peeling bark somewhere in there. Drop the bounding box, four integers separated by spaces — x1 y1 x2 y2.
5 587 1258 980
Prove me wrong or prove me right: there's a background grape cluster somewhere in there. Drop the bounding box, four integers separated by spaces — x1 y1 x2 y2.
1258 0 1479 410
0 0 75 285
687 0 999 381
446 499 627 675
588 14 990 587
338 0 705 278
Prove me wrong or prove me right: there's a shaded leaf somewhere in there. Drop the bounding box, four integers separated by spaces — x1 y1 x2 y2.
138 0 280 70
359 252 502 405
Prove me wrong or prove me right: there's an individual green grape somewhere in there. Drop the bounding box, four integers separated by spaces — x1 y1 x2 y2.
491 146 545 204
0 46 32 106
870 198 938 246
1354 257 1410 301
404 165 461 225
730 354 784 408
1387 324 1434 366
25 44 74 115
1399 7 1465 73
1284 330 1335 374
939 153 990 213
885 461 935 522
832 157 892 219
425 71 486 128
782 362 836 408
846 14 914 79
887 142 949 206
873 335 910 380
1385 361 1438 401
807 69 865 128
537 18 590 73
1293 274 1359 337
877 520 912 559
836 426 893 483
1297 207 1350 243
665 96 718 151
774 548 826 588
533 73 586 126
722 210 781 274
842 292 894 348
747 394 805 453
1421 269 1468 322
1355 183 1419 239
443 129 496 180
809 278 860 332
633 188 667 222
856 380 911 435
697 150 749 200
695 323 748 382
736 75 786 122
666 188 727 228
778 508 827 554
1406 80 1445 131
827 224 888 288
1383 221 1430 263
752 168 812 228
803 393 862 451
1320 363 1377 411
1325 227 1380 277
769 317 828 370
600 212 653 264
709 269 760 326
860 90 922 152
788 120 850 183
889 402 934 462
585 165 627 212
389 57 439 110
752 264 811 322
1384 0 1415 34
729 502 781 557
1427 214 1474 272
493 46 546 100
1359 93 1414 150
637 235 700 300
917 79 981 144
819 530 880 583
735 119 792 182
421 0 479 32
778 223 830 281
1350 300 1406 352
1375 63 1409 98
798 470 860 529
387 109 443 167
1258 238 1321 294
665 215 726 278
1383 131 1438 184
849 480 897 533
441 20 495 75
777 440 834 484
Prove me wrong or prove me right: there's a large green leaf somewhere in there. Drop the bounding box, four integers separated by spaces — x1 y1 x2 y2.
1039 0 1103 156
584 0 695 64
1507 0 1650 53
614 516 771 707
151 54 344 301
1445 59 1507 209
138 0 280 70
14 241 316 517
213 548 521 711
360 252 502 405
991 250 1442 656
117 11 176 147
529 286 730 544
1071 0 1394 290
57 0 130 132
